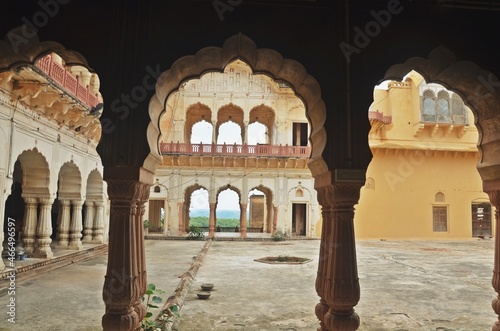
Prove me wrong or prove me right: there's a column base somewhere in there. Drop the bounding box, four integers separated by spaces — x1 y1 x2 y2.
102 308 140 331
68 241 83 250
56 242 69 249
82 236 93 243
33 248 54 259
324 309 360 331
91 237 104 244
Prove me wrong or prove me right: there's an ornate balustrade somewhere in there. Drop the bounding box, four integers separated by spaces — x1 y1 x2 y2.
35 54 100 109
160 142 311 158
368 110 392 124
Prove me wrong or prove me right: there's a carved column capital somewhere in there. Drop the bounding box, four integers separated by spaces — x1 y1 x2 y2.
107 180 151 216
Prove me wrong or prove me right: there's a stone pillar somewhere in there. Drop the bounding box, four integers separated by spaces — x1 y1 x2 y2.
240 203 247 238
102 179 149 331
209 202 216 237
315 185 334 331
266 202 273 233
82 201 95 242
319 179 362 331
56 199 71 248
184 203 190 233
92 201 105 244
22 197 38 255
34 197 54 258
486 184 500 331
177 202 184 236
69 200 84 250
212 121 217 144
273 205 278 234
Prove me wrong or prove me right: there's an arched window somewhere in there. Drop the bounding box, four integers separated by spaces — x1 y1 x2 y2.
217 120 242 144
437 90 451 122
247 122 268 145
422 90 436 122
435 192 445 203
190 120 213 144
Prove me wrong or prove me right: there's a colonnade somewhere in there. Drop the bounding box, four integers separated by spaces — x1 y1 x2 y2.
20 197 106 258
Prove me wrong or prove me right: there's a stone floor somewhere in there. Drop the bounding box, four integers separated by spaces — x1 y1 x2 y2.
0 238 496 330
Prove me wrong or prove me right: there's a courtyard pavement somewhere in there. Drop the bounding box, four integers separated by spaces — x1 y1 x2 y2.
0 238 496 330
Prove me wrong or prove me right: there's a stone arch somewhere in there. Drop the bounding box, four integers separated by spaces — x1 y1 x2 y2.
248 184 274 233
86 169 104 200
249 104 275 143
146 33 328 177
185 102 213 143
58 161 83 200
17 148 51 198
216 103 244 143
183 183 209 232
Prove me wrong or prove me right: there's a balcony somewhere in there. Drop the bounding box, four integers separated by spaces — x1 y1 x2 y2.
160 142 310 157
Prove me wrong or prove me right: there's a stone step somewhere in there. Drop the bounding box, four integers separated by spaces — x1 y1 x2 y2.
0 244 108 292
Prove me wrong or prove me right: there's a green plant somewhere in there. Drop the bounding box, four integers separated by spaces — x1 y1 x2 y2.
141 283 164 330
187 225 205 240
271 232 285 241
141 283 179 331
144 219 150 229
277 254 289 262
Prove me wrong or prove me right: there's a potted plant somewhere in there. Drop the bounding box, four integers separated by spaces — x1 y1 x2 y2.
144 219 150 235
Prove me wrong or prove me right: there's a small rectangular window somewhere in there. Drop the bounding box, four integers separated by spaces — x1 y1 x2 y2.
433 206 448 232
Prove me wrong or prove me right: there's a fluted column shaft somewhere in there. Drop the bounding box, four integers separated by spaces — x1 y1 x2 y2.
92 201 105 244
315 186 334 331
83 201 95 242
102 179 149 331
22 197 38 255
69 200 84 250
209 203 216 237
315 176 362 331
240 203 248 238
34 197 54 258
56 199 71 248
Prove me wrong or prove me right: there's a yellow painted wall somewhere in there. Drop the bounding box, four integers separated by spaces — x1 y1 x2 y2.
354 71 494 239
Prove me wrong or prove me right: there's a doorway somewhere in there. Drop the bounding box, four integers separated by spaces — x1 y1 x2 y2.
472 203 492 237
292 203 307 236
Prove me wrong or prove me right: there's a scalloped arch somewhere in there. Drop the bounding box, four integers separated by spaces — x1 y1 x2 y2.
145 33 328 177
382 46 500 182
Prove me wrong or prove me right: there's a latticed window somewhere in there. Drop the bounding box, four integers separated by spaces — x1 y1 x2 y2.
422 90 436 122
433 206 448 232
421 88 467 125
435 192 445 203
437 91 450 122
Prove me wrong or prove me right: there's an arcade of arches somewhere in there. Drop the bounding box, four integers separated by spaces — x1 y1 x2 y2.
0 51 109 271
146 60 320 238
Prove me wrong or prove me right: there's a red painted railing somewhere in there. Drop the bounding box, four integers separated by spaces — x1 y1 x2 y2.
35 54 100 109
368 110 392 124
160 142 311 158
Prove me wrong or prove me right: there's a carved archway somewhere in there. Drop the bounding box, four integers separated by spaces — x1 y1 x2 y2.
145 33 328 177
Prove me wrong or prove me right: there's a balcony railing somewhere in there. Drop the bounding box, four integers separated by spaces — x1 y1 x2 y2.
35 54 100 109
160 142 311 158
